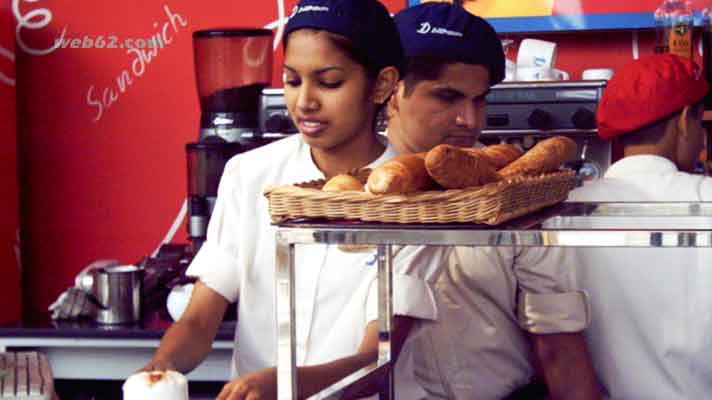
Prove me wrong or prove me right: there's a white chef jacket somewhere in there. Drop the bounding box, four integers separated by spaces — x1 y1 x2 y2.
377 136 590 399
412 245 589 400
567 155 712 400
186 134 449 399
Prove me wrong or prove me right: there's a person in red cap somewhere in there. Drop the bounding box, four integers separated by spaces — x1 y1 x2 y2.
568 53 712 399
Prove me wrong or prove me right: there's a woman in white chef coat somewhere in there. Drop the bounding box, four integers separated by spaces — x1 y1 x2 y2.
568 54 712 399
141 0 448 399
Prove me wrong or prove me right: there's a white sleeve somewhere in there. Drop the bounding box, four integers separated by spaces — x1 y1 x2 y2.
185 159 242 303
700 177 712 200
514 246 590 334
365 246 451 323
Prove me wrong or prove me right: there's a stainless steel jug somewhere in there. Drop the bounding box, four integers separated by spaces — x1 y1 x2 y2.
79 264 143 324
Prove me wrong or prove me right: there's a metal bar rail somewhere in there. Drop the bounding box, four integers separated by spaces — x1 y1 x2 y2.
275 202 712 399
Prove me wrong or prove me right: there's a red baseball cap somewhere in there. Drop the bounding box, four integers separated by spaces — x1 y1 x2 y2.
597 54 710 140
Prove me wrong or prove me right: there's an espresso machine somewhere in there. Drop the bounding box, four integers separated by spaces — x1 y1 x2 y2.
97 29 287 322
481 80 612 182
187 28 285 251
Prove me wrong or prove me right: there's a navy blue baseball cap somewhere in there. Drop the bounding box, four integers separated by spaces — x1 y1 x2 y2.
394 3 505 85
284 0 405 76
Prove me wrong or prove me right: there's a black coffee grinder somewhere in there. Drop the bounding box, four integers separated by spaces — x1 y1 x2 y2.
187 28 274 251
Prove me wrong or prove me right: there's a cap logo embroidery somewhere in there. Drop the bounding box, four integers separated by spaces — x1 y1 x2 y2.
416 22 463 37
291 5 330 17
417 22 432 34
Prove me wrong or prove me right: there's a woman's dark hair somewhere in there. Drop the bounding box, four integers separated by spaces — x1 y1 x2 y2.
284 30 381 80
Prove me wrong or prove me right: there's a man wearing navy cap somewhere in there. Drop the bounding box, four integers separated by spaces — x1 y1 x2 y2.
568 54 712 399
388 2 504 154
388 3 602 399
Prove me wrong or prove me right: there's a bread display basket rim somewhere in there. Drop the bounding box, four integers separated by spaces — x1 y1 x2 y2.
264 169 577 225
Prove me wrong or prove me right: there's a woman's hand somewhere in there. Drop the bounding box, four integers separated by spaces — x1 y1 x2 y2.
217 367 277 400
140 357 175 372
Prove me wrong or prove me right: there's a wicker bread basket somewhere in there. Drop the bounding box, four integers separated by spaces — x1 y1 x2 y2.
264 170 576 225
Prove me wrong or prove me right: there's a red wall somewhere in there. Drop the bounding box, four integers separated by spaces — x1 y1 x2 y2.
509 30 659 81
12 0 405 316
0 2 21 324
6 1 705 317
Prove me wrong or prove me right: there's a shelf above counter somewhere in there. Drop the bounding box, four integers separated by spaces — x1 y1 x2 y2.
276 202 712 248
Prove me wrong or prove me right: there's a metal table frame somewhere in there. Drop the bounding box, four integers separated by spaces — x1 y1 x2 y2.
274 202 712 399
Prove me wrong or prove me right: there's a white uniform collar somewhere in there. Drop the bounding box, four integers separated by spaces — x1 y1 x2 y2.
297 133 396 179
368 134 396 168
604 155 679 179
382 128 484 155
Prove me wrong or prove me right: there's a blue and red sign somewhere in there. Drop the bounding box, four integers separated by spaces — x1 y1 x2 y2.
411 0 712 32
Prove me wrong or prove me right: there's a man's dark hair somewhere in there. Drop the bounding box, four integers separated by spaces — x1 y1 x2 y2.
401 56 456 97
619 102 704 147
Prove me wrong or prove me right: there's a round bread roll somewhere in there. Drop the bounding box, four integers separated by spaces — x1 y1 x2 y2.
123 371 189 400
366 153 434 194
322 174 364 192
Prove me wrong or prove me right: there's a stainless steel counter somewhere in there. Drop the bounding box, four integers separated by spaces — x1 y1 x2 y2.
0 312 235 381
274 202 712 399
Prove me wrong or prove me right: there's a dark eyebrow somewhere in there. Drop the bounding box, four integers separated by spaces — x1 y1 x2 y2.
283 65 345 74
432 87 465 97
314 66 345 74
431 85 490 101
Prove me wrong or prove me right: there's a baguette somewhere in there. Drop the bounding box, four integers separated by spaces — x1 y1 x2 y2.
424 144 500 189
498 136 578 178
481 144 524 169
322 174 364 192
366 153 434 194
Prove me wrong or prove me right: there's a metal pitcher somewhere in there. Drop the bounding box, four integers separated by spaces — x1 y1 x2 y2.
78 264 143 324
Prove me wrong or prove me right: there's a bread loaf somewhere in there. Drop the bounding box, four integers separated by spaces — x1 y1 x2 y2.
424 144 500 189
322 174 364 192
366 153 434 194
498 136 578 178
481 144 524 169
